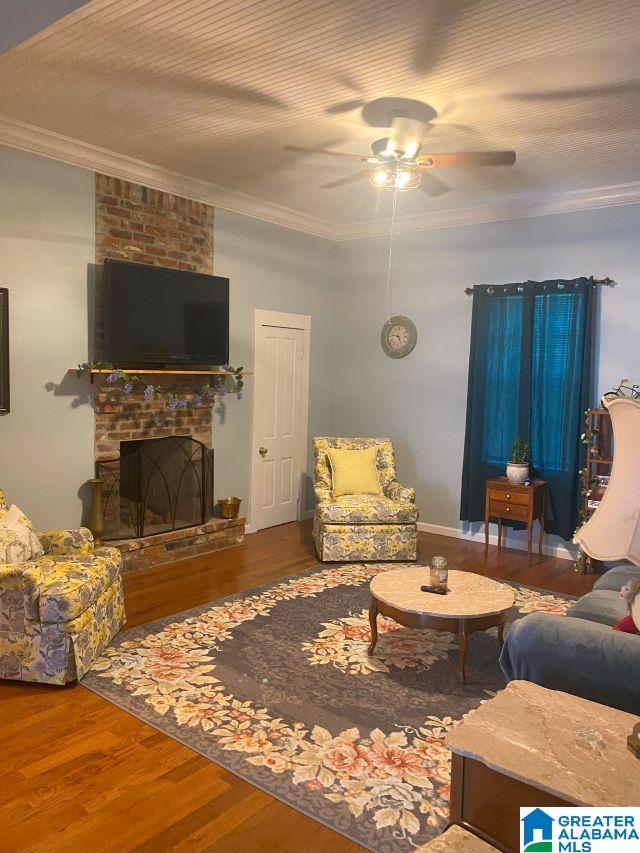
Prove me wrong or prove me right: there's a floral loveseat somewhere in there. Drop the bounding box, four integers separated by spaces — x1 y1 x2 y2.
312 437 418 561
0 490 125 685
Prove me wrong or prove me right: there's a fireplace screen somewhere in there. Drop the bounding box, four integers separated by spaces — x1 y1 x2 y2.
97 436 214 539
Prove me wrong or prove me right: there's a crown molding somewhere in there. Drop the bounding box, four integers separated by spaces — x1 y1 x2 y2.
337 180 640 240
0 115 340 240
1 115 640 242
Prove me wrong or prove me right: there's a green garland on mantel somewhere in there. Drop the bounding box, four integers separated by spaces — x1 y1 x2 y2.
76 361 243 412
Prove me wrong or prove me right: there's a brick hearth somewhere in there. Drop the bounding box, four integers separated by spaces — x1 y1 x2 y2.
116 516 245 574
93 173 244 570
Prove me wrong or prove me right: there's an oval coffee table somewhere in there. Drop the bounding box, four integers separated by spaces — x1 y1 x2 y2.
368 567 515 684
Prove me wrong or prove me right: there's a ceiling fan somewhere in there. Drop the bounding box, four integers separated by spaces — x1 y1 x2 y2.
285 105 516 196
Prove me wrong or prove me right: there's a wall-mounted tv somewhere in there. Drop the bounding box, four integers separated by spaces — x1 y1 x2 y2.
103 259 229 367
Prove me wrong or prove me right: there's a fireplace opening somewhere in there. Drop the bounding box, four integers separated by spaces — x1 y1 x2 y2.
97 435 214 539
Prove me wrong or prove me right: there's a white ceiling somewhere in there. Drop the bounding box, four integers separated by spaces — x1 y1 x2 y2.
1 0 639 239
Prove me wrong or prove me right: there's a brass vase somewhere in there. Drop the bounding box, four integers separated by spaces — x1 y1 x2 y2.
87 478 105 544
217 496 241 519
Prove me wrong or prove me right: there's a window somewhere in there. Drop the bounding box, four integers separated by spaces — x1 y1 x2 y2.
460 279 596 540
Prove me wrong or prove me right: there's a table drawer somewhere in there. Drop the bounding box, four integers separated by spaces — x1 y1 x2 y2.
487 488 530 506
489 500 529 521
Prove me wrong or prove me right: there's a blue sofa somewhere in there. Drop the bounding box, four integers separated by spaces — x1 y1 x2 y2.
500 565 640 714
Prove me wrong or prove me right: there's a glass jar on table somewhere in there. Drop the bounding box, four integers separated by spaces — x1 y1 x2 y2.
430 556 449 590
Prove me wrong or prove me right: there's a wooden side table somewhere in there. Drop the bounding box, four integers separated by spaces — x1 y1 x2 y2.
484 477 545 567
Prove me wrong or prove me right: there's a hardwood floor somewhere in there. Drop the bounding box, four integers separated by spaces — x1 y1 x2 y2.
0 522 596 853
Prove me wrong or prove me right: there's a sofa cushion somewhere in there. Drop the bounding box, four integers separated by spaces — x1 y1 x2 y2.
0 505 44 563
567 589 627 627
317 494 418 524
33 546 122 623
593 564 640 592
500 611 640 714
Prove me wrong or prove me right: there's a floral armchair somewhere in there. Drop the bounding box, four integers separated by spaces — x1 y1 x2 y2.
312 437 418 561
0 489 125 685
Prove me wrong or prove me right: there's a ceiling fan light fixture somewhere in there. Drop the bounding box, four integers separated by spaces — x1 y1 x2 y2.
370 163 420 191
395 168 412 188
371 166 390 187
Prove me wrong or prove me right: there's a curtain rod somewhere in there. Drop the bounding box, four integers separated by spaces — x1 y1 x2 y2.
464 277 616 295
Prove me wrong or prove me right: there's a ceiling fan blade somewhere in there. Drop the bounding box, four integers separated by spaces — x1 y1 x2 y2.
412 0 479 75
284 145 368 162
205 81 287 109
419 172 451 197
510 80 640 102
319 170 369 189
325 98 366 115
417 150 516 167
326 74 365 114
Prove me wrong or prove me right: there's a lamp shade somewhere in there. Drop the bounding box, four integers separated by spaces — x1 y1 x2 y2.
574 396 640 565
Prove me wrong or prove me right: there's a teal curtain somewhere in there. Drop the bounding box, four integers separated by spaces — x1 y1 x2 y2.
460 278 596 540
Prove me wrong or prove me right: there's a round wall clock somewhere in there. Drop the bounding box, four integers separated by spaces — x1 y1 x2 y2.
380 315 417 358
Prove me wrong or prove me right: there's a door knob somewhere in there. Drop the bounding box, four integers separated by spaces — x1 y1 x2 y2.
259 447 268 456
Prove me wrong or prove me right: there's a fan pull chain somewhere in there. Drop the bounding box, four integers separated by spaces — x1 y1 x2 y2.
386 188 398 324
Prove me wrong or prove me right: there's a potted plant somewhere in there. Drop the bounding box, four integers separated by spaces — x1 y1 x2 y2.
507 435 531 484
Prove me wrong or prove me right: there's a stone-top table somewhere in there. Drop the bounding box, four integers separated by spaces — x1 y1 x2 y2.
445 680 640 851
416 824 498 852
368 568 515 683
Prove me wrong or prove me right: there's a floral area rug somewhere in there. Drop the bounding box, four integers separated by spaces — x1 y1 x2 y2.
82 563 572 852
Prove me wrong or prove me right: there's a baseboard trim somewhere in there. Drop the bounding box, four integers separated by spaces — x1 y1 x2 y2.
245 511 313 534
417 521 577 561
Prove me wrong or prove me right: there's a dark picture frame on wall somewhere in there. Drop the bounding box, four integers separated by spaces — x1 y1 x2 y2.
0 288 9 414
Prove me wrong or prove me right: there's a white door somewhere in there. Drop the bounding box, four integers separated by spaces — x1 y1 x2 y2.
253 318 308 530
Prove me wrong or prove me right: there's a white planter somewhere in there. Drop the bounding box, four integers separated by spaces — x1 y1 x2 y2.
506 462 529 484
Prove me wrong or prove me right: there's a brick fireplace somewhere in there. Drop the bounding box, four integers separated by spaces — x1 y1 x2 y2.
93 174 244 571
94 386 213 461
97 435 214 539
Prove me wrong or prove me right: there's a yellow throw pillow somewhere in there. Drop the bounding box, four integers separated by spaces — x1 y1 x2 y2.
327 446 382 497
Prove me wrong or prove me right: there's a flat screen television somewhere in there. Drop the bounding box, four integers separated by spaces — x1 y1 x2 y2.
103 259 229 367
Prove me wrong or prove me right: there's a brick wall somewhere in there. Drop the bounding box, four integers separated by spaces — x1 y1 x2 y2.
95 173 213 273
94 387 213 460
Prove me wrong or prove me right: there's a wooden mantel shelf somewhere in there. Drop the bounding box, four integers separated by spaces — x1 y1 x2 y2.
84 368 252 379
